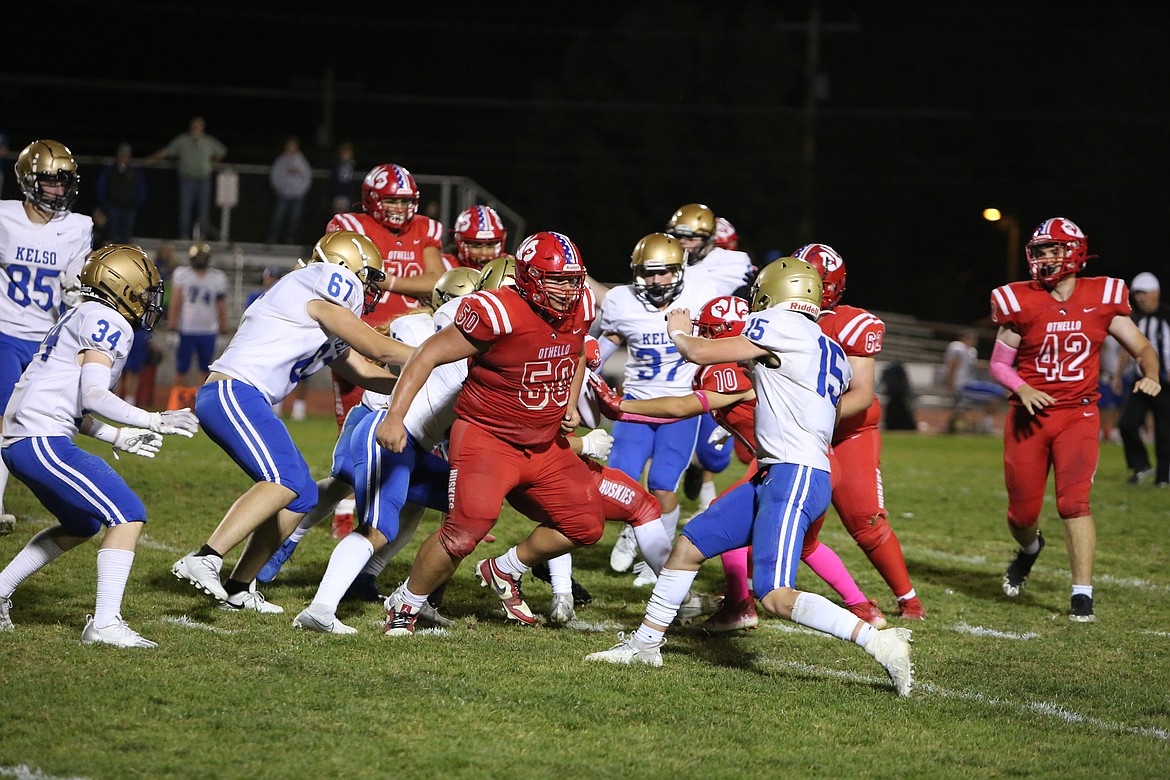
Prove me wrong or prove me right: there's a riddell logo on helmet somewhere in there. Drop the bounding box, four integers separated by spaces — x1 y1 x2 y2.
785 301 820 316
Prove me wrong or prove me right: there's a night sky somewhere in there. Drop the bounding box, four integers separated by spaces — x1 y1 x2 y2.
4 0 1170 323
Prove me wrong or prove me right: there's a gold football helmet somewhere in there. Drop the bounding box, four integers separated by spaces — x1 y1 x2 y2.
15 139 80 213
475 255 517 292
630 232 686 308
432 266 481 309
80 245 165 331
665 203 717 264
310 230 387 313
750 258 823 319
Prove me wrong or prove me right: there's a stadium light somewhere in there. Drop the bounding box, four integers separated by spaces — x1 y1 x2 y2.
983 207 1020 283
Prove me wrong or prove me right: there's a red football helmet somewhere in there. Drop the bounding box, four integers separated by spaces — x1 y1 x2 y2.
453 205 507 268
693 295 750 339
793 243 846 310
714 217 739 251
361 163 420 231
1026 217 1090 287
514 231 586 319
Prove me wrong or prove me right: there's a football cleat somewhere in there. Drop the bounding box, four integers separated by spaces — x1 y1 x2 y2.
682 463 704 500
221 588 284 614
865 627 914 697
475 558 536 625
293 606 357 635
257 536 301 583
701 598 760 633
342 572 385 603
0 596 13 632
547 593 576 626
418 601 454 628
895 596 926 621
676 590 722 625
382 588 420 637
631 560 658 588
847 599 888 629
1069 594 1096 623
609 525 638 573
1128 467 1153 485
1003 533 1045 598
0 513 16 536
81 615 157 649
585 632 664 667
171 553 228 602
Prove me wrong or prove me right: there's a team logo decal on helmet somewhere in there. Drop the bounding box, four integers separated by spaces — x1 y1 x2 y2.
694 295 750 339
714 217 739 251
750 258 823 319
80 244 165 331
793 243 846 310
453 205 507 268
1026 217 1090 287
630 233 686 308
514 231 586 318
309 230 388 314
362 163 420 230
16 139 80 214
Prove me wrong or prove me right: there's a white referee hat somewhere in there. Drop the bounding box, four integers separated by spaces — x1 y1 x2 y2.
1131 272 1160 293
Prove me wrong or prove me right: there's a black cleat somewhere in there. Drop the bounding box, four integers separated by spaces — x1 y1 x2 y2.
1002 532 1045 598
683 463 704 501
1069 594 1096 622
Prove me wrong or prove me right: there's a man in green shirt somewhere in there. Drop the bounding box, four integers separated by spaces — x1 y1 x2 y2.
146 117 227 241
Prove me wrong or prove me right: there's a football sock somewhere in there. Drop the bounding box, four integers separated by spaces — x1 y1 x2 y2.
94 548 134 627
720 546 752 604
896 588 918 602
660 506 682 541
315 533 374 611
496 547 528 578
361 542 396 578
864 535 914 599
631 520 672 574
362 502 424 575
0 528 66 598
697 480 717 509
803 543 867 606
0 454 11 510
224 578 250 596
642 567 698 631
396 581 428 610
1021 538 1041 555
297 477 352 532
547 553 573 594
790 590 874 646
633 624 666 646
288 526 308 546
196 544 222 559
1072 584 1093 598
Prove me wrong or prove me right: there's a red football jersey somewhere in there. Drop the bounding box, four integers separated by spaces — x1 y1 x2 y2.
990 276 1130 409
818 304 884 441
693 362 757 453
326 211 443 326
452 285 597 448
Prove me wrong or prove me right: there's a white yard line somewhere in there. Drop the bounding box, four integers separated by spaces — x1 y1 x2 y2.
160 615 236 635
0 766 90 780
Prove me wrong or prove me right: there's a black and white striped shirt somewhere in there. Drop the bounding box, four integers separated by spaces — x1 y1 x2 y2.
1134 303 1170 382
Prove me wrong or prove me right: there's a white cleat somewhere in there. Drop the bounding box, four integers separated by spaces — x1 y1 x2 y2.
866 627 914 697
418 601 454 628
631 560 658 588
609 525 638 573
585 632 664 667
171 553 228 602
221 589 284 614
293 606 357 634
0 596 13 632
676 590 722 625
547 592 576 626
0 513 15 536
81 615 157 648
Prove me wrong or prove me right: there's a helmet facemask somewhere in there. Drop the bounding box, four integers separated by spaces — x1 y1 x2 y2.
633 262 685 308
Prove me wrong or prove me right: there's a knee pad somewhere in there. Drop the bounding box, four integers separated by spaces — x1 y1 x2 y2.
1056 496 1090 520
849 514 892 552
438 522 487 560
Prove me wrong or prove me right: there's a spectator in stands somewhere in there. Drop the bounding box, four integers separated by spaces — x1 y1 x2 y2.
145 116 227 240
167 242 228 405
94 143 148 244
330 142 358 215
1117 272 1170 487
266 137 313 245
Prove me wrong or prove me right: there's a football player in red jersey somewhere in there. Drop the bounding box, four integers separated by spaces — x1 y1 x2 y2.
591 295 888 633
990 217 1160 622
443 204 507 271
795 243 925 620
376 231 603 635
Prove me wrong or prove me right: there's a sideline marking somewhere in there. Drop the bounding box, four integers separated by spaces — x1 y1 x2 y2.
0 766 90 780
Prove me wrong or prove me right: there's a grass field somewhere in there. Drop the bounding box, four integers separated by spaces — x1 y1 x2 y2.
1 419 1168 779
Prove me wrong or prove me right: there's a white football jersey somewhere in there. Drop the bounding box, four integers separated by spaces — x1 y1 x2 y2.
3 301 133 442
360 309 437 410
211 263 362 405
171 265 228 334
598 279 718 399
743 308 852 472
401 297 467 450
685 247 753 298
0 201 92 340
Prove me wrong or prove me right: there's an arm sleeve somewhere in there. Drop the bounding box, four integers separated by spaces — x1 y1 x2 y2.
989 340 1027 393
598 336 621 368
80 362 152 428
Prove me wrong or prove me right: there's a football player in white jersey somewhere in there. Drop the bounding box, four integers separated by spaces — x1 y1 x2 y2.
170 231 415 613
587 258 914 698
596 233 717 577
168 242 229 387
665 204 756 513
0 245 199 647
0 140 93 535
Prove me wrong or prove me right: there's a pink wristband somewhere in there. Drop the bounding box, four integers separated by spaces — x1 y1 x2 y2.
693 389 711 413
617 411 677 424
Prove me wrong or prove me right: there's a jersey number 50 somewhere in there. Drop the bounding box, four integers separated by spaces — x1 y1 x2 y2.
520 357 576 410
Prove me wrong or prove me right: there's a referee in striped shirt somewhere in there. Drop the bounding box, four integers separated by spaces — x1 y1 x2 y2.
1119 272 1170 487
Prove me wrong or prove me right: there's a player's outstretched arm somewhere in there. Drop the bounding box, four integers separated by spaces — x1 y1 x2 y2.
665 308 771 366
333 349 398 396
306 299 415 369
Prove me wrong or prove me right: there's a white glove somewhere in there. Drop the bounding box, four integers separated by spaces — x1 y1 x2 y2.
579 428 614 461
148 408 199 437
113 428 164 459
707 424 733 451
62 284 82 309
